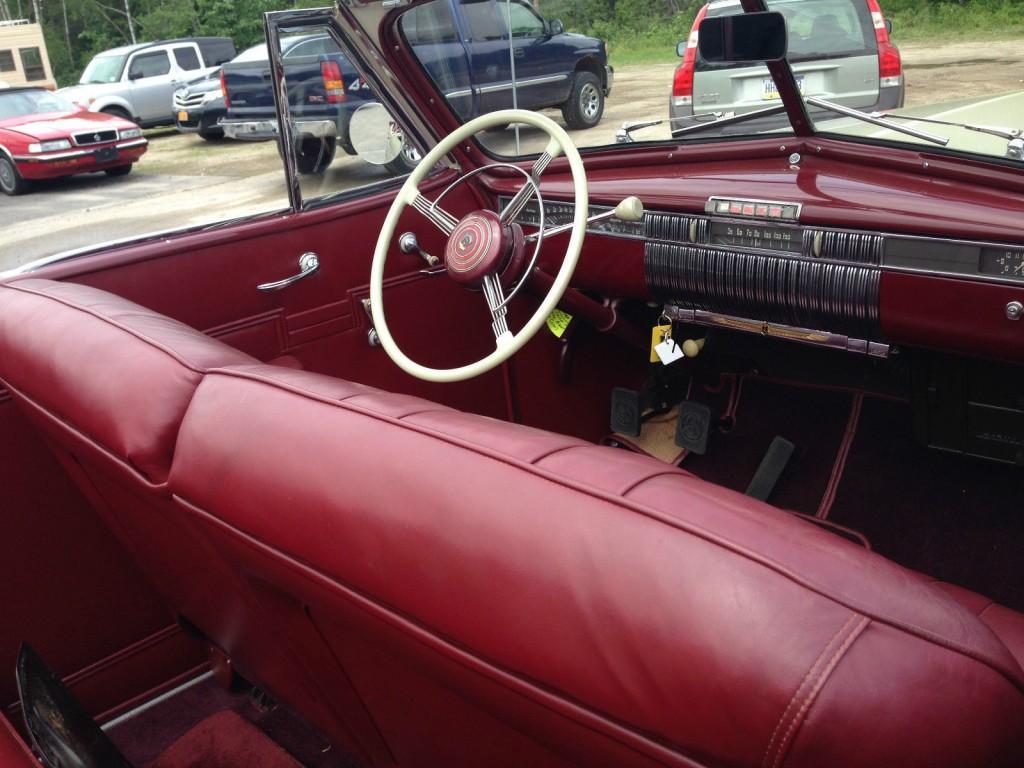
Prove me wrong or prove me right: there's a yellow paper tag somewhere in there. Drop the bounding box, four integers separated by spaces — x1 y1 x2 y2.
650 324 672 363
546 309 573 338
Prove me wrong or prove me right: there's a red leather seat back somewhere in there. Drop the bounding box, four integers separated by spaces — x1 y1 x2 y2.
171 364 1024 768
0 280 376 758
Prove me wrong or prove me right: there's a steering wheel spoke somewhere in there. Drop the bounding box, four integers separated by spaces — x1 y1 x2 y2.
499 148 554 225
410 192 458 235
481 274 513 347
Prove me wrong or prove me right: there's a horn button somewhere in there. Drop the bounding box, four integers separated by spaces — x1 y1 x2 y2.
445 210 509 286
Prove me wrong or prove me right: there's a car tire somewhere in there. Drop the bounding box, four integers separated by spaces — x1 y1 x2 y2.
0 155 28 196
100 106 133 121
291 135 336 174
198 128 225 141
383 141 421 175
561 71 604 130
104 165 133 177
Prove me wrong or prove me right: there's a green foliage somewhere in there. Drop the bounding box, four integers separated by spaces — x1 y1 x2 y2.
28 0 1024 87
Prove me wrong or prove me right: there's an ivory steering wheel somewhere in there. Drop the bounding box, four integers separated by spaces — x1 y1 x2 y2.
370 109 588 383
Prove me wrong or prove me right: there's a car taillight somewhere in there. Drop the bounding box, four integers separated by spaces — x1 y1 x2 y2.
321 60 346 103
866 0 902 87
672 5 708 107
220 69 231 109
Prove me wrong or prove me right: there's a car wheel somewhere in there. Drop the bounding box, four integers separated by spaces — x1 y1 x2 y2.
561 71 604 130
292 135 336 174
383 141 421 175
101 106 132 121
198 128 225 141
104 165 133 177
0 155 28 196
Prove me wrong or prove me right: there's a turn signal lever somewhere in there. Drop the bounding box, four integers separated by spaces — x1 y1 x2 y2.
524 196 645 242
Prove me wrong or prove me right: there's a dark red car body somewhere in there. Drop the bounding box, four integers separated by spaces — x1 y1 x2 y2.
0 88 147 188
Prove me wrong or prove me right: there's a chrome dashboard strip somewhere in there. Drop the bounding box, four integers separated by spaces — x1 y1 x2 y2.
663 306 890 358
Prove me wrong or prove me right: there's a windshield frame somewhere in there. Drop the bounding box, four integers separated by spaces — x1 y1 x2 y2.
339 0 1024 174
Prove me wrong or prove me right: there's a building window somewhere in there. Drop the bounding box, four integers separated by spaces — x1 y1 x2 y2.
19 47 46 81
0 50 15 72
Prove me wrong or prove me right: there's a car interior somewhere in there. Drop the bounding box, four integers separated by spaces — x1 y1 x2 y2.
1 1 1023 767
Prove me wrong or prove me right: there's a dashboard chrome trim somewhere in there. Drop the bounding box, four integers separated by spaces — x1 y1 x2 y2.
663 306 891 358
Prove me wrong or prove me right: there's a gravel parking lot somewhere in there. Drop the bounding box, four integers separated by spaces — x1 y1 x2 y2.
3 39 1023 272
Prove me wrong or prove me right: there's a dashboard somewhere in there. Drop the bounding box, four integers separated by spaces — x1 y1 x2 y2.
498 190 1024 362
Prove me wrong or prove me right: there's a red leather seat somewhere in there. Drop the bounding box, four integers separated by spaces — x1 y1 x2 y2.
0 279 385 763
171 363 1024 768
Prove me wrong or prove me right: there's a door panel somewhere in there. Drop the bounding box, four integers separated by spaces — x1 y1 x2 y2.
31 173 507 417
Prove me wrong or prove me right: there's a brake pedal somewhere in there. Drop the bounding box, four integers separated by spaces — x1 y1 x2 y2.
674 401 712 455
745 436 796 501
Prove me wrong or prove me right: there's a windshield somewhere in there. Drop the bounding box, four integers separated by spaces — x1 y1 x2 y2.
79 53 128 84
0 90 76 119
401 0 1024 166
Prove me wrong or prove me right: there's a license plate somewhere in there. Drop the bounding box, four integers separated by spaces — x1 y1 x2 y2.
762 75 804 100
177 110 189 121
94 147 119 163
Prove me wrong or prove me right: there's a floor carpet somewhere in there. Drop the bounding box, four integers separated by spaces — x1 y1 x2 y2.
148 710 302 768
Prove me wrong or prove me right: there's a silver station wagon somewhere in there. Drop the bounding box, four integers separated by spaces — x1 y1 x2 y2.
670 0 905 133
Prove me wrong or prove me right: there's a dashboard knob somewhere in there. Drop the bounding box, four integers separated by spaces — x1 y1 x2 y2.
614 196 645 222
1007 301 1023 321
682 337 706 358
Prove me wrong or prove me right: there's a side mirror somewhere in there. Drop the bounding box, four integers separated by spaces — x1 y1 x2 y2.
676 40 686 57
885 18 893 35
548 19 565 36
698 12 788 64
348 103 404 165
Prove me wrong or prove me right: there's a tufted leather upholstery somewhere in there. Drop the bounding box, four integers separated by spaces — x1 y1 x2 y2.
171 363 1024 768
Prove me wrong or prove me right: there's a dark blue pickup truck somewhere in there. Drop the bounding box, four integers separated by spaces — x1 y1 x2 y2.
219 0 612 173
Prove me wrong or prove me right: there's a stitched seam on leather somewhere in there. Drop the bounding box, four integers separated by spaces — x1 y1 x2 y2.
4 283 249 373
8 380 172 488
771 616 870 768
531 443 590 465
173 495 713 768
760 613 858 768
620 470 695 497
201 367 1024 692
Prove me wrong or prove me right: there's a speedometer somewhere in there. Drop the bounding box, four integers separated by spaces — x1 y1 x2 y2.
979 247 1024 279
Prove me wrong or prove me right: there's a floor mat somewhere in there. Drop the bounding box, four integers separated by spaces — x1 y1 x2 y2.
681 377 854 514
106 676 355 768
826 397 1024 612
148 710 301 768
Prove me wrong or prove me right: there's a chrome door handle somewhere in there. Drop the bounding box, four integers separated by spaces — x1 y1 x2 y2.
257 252 319 291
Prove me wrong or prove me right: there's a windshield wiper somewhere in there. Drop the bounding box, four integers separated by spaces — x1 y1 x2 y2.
870 111 1024 160
804 97 949 146
616 103 789 143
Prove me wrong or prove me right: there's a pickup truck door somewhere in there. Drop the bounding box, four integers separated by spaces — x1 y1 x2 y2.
501 1 573 109
404 0 474 121
124 49 180 123
457 0 512 115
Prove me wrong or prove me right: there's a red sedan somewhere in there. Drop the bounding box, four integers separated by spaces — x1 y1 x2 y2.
0 86 147 195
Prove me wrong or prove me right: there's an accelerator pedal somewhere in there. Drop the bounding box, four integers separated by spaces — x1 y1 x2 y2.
745 436 796 502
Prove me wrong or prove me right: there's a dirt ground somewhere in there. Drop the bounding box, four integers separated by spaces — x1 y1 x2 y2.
3 38 1023 271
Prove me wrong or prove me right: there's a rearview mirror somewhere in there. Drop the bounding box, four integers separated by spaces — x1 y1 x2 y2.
548 19 565 36
676 40 686 57
698 12 788 64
